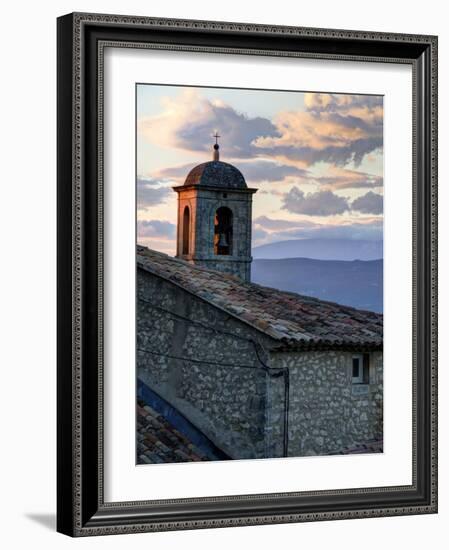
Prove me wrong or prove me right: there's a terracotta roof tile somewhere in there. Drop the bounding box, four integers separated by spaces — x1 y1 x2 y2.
137 401 210 464
137 246 383 349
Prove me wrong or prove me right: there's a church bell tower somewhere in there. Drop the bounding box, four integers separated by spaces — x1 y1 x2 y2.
173 137 257 282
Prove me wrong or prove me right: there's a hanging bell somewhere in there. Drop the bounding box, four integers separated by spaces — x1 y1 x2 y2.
217 233 229 247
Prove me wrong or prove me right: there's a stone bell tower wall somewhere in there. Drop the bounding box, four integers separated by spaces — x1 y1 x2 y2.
174 184 256 282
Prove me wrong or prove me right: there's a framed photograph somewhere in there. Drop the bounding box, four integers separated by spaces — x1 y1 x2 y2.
57 12 438 536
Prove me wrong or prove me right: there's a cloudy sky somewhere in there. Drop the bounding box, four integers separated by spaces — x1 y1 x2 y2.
136 84 383 255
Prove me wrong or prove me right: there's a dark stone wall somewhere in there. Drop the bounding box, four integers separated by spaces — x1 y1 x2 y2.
137 267 383 460
270 350 383 456
137 267 282 459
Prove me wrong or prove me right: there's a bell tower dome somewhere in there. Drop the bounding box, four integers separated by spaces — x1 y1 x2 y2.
173 137 257 282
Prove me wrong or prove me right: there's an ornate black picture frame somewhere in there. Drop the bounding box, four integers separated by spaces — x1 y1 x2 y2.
57 12 438 536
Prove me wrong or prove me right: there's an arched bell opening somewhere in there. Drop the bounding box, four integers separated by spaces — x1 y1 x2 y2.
182 206 190 255
214 207 233 256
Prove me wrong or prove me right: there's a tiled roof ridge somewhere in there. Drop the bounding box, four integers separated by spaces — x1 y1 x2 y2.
136 246 281 340
137 245 382 316
136 245 250 289
136 245 383 348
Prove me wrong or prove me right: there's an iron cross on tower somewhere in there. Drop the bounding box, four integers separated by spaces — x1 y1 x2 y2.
213 132 220 161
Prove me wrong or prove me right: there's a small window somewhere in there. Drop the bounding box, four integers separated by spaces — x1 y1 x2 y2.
352 356 363 384
352 353 370 384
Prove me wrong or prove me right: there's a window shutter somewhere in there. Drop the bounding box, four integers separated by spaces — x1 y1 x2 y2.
363 353 370 383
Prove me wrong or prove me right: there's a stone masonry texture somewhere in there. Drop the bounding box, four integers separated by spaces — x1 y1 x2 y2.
136 254 383 461
173 158 257 282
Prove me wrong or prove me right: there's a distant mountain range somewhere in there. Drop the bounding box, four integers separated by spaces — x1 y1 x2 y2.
251 257 383 313
252 238 383 261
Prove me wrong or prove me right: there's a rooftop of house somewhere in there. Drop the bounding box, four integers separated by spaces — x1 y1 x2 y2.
137 400 212 464
137 399 383 463
137 245 383 350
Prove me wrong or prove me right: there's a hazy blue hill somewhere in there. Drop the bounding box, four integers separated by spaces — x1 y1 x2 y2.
251 258 383 313
252 238 383 261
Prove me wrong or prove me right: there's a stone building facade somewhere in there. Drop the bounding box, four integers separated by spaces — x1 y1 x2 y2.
137 142 383 462
137 246 383 460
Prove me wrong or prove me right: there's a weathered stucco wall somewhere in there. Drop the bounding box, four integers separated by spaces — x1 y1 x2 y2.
270 350 383 456
137 267 383 460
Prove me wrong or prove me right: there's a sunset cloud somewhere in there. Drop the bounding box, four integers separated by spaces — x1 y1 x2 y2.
254 93 383 166
138 90 382 169
137 178 172 210
282 187 350 216
351 191 383 215
137 219 176 239
137 85 384 258
156 159 309 185
156 164 196 180
304 93 383 116
314 167 383 190
234 160 309 182
138 89 279 159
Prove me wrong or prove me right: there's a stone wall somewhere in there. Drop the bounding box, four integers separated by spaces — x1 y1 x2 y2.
137 267 280 459
269 350 383 456
176 187 254 281
137 267 383 460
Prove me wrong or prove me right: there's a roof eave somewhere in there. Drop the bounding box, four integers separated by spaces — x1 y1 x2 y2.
136 250 383 352
271 341 383 353
137 259 280 344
